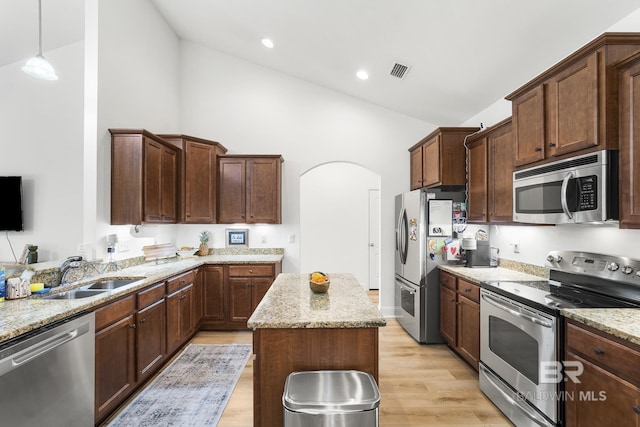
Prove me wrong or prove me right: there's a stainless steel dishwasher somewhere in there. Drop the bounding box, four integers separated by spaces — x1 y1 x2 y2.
0 312 95 426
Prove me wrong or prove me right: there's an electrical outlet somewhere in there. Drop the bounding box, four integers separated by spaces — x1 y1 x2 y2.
77 243 88 256
118 240 130 252
261 235 267 244
513 241 520 253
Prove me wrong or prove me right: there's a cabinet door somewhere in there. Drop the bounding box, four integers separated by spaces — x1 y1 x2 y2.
228 277 253 324
247 158 281 223
161 146 178 222
439 284 457 346
409 147 423 190
95 314 136 422
218 158 246 223
457 295 480 371
202 265 225 321
547 52 599 157
565 352 640 427
488 122 514 222
144 138 163 222
252 277 273 311
166 287 193 355
513 85 545 166
422 136 441 187
185 141 216 223
619 57 640 228
180 286 194 340
136 299 166 379
192 269 204 329
467 138 487 222
184 141 216 224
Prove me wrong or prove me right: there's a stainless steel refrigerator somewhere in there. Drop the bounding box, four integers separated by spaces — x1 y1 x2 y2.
395 189 457 343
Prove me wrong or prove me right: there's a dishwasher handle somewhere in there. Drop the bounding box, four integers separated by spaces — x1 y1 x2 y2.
0 319 92 376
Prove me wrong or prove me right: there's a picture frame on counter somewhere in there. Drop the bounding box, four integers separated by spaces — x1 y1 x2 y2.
225 228 249 248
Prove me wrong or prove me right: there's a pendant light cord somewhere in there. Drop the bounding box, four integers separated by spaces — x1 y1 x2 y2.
38 0 43 56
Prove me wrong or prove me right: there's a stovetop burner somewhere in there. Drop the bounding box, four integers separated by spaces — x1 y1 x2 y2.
482 251 640 315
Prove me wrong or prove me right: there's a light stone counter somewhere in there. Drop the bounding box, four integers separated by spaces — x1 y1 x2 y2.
0 251 284 344
439 264 547 285
561 308 640 347
248 273 386 329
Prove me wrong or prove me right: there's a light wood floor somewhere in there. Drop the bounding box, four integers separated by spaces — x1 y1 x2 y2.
191 291 512 427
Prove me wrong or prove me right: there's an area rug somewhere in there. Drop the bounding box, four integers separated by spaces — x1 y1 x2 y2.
108 343 252 427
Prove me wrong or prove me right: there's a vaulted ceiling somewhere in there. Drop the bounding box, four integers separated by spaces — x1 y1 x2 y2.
3 0 639 124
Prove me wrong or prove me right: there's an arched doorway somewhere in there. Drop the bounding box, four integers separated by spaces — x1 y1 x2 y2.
300 162 381 290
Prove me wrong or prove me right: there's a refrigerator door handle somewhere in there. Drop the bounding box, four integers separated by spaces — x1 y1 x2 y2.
400 208 408 264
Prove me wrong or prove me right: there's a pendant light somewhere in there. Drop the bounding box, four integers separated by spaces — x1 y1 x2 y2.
22 0 58 81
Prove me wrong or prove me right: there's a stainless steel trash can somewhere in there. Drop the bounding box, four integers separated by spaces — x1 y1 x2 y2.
283 370 380 427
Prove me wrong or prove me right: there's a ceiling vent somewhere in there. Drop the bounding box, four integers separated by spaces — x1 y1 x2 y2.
389 62 411 79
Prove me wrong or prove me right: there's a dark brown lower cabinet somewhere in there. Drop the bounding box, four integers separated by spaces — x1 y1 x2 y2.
166 283 194 356
136 298 166 379
564 320 640 426
439 271 480 371
94 296 137 424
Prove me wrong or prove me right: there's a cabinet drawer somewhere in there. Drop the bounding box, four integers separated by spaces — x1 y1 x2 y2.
440 271 457 291
227 264 274 277
166 270 196 294
137 282 166 309
566 322 640 384
457 279 480 303
95 295 136 331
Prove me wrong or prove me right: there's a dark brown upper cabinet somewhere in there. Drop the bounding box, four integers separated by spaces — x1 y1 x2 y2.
507 33 640 169
159 134 227 224
408 127 479 190
110 129 179 225
217 155 283 224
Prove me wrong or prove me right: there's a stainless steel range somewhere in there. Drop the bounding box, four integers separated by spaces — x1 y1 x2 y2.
479 251 640 427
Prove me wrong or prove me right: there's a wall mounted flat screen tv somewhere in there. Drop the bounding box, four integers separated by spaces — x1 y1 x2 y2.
0 177 24 231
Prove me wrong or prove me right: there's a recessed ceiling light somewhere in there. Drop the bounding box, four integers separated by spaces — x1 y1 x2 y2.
261 38 274 49
356 70 369 80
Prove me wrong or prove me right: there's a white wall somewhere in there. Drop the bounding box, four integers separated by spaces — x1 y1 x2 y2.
177 41 436 314
459 7 640 266
0 42 85 263
300 162 380 289
94 0 182 259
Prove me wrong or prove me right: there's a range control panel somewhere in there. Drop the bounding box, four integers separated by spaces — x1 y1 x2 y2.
546 250 640 285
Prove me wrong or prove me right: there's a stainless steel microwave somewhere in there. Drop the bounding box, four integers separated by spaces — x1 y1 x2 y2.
512 150 618 224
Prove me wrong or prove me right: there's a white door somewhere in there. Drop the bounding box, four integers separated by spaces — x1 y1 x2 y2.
368 189 380 290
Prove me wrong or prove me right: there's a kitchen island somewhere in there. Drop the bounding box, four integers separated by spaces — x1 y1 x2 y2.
248 273 386 427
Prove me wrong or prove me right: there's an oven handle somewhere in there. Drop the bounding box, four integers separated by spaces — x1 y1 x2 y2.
481 366 554 427
560 171 574 220
482 293 553 328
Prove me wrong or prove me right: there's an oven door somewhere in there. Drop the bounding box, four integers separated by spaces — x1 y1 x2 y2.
480 289 558 423
395 277 423 342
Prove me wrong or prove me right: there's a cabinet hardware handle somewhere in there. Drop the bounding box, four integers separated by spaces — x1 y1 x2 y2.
534 147 542 152
130 324 136 329
464 288 471 292
633 405 640 414
593 347 605 355
249 269 253 273
549 143 557 147
450 299 456 302
140 318 146 323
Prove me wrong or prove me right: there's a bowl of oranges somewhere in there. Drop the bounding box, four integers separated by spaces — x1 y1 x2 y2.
309 271 330 293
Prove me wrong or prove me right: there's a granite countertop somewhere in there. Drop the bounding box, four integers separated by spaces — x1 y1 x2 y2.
439 264 547 285
247 273 387 329
562 308 640 347
0 252 284 344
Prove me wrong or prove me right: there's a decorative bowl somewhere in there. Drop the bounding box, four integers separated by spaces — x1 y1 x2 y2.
309 272 330 293
309 280 330 293
177 248 197 258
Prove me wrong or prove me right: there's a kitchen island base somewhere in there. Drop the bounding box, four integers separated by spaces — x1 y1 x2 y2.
253 327 379 427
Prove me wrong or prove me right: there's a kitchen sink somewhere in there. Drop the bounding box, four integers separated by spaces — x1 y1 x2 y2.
85 279 142 290
44 289 108 300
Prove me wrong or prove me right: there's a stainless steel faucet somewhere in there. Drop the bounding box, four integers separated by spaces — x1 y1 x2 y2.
57 256 84 286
